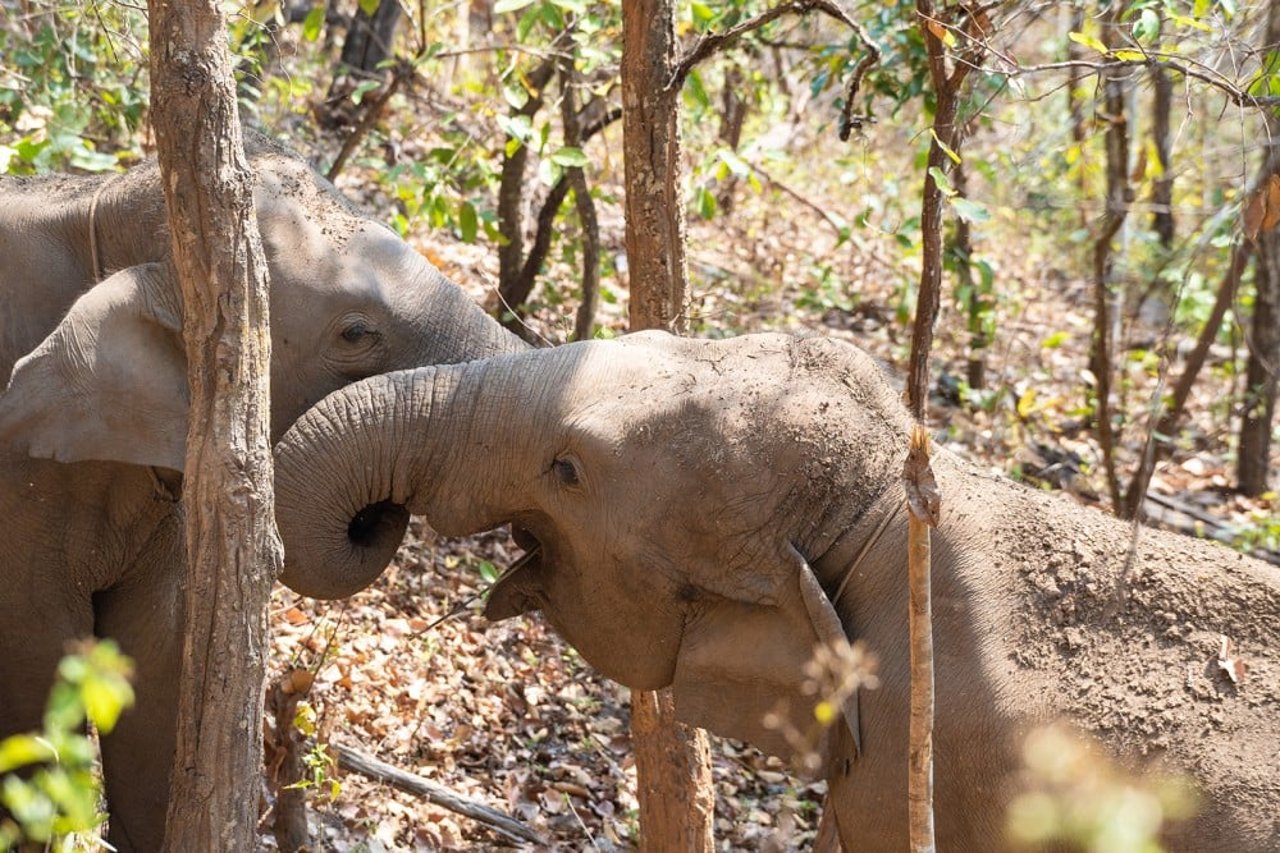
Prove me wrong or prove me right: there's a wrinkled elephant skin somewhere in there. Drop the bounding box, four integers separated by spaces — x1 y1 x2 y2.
274 332 1280 851
0 134 522 851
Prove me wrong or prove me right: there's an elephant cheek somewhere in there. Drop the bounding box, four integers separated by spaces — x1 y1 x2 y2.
540 585 681 692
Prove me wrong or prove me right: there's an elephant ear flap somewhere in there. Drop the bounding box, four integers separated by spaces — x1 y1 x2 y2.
0 263 189 471
671 544 864 773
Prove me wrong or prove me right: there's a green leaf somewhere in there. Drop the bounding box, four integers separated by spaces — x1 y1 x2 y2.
548 0 586 13
1068 31 1108 55
949 196 990 223
1133 8 1160 43
458 202 478 243
476 561 500 583
1039 327 1070 348
494 0 536 13
928 166 955 197
550 146 589 168
697 186 717 220
684 69 710 110
302 6 325 40
1112 49 1146 62
357 0 380 17
350 79 381 105
690 1 714 25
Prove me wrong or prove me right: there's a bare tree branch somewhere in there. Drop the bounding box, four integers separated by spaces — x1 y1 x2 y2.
666 0 880 139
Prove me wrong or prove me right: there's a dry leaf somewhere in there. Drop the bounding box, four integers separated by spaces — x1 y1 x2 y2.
926 18 950 45
1264 174 1280 232
1217 634 1248 685
903 425 942 527
1244 174 1280 240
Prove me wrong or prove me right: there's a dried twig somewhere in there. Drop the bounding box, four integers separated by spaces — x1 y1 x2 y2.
332 743 547 846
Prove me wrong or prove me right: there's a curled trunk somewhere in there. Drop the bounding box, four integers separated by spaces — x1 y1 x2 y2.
274 361 528 599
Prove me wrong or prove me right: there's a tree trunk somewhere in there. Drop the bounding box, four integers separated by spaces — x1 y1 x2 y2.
148 0 282 848
1091 2 1132 516
622 0 690 334
1240 234 1279 496
621 0 713 846
339 0 402 75
1237 2 1280 497
1150 59 1174 247
1066 3 1088 230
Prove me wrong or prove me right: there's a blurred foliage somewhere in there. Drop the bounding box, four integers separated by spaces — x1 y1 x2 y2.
0 639 135 849
1007 725 1197 852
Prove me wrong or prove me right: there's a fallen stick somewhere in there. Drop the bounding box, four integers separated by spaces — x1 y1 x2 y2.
332 743 548 846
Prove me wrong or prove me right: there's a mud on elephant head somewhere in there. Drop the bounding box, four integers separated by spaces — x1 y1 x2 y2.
275 331 1280 850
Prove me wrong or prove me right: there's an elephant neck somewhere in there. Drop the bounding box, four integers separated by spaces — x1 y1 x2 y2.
808 476 907 616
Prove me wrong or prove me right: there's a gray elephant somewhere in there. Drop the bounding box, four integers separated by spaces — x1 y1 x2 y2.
273 331 1280 850
0 136 522 850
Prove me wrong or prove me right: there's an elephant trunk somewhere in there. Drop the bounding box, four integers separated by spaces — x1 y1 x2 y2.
273 360 528 599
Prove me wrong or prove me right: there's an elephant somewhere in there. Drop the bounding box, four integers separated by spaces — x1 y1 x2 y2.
0 135 523 850
272 331 1280 850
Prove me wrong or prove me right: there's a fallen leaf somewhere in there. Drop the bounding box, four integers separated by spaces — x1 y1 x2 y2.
1217 634 1248 685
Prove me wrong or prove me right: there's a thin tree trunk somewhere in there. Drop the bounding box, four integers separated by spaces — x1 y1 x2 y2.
621 0 712 846
560 56 601 342
1237 1 1280 497
951 161 986 389
1240 238 1280 495
1066 3 1088 230
148 0 282 848
496 56 558 324
1091 3 1132 516
1151 61 1175 247
1123 241 1253 516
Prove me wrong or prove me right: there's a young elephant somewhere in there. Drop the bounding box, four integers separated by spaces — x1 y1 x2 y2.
0 137 523 850
274 331 1279 850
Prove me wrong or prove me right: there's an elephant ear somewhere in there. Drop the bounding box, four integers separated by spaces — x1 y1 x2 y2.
0 263 189 471
670 543 861 776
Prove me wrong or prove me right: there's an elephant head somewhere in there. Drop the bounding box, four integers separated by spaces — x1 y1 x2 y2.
0 141 523 597
273 332 911 758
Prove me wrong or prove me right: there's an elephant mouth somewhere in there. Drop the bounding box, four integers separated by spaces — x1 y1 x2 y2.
484 525 547 621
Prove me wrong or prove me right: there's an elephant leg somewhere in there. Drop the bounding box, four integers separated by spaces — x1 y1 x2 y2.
93 555 184 853
0 588 92 737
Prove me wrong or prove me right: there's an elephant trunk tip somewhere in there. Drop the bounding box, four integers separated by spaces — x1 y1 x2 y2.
348 499 411 548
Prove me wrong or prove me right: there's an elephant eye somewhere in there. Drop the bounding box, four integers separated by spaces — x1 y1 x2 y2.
338 316 381 346
341 322 371 343
551 457 580 487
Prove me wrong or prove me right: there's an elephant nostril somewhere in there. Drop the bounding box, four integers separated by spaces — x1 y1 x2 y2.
347 500 409 548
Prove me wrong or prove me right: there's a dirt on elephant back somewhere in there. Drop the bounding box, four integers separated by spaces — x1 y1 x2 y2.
998 479 1280 833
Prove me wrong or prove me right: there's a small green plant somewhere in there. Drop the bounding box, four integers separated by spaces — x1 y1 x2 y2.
0 639 135 849
286 702 341 802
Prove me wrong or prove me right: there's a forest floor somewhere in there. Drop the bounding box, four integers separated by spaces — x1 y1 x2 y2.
261 141 1278 851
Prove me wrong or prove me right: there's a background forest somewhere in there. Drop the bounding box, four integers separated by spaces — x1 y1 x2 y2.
1 0 1278 848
